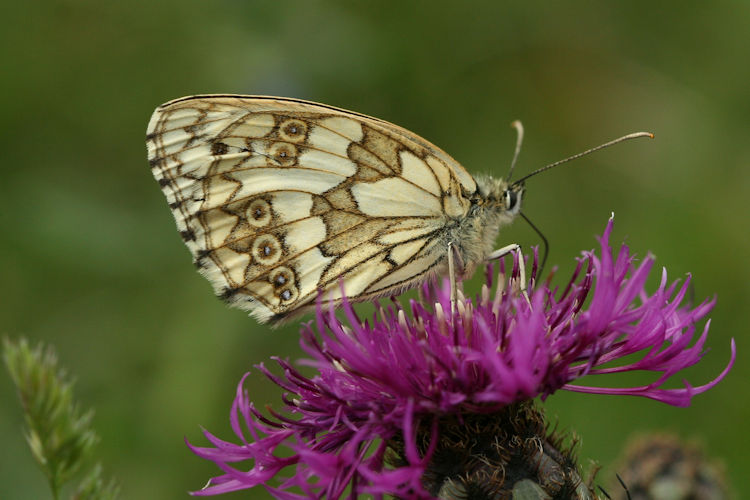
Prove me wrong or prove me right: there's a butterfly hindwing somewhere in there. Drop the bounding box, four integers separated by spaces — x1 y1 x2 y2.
147 95 477 323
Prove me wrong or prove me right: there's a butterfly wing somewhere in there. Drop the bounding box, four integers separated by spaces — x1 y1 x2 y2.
147 95 477 323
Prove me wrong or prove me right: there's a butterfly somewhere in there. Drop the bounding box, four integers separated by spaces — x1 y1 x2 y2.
146 95 650 324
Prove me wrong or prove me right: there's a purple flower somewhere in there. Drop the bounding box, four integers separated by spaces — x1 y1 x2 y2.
187 217 735 498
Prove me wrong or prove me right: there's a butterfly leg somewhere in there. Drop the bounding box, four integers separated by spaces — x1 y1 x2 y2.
486 243 530 303
447 242 467 314
447 242 457 314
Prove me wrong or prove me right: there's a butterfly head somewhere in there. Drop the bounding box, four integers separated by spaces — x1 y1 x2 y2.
452 175 525 274
475 175 524 218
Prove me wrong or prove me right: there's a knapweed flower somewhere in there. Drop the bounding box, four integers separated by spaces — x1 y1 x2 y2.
188 218 735 499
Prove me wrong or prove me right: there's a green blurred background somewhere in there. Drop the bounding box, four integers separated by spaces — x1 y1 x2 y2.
1 1 747 498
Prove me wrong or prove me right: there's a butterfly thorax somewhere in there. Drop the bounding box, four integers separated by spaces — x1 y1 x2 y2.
450 175 524 278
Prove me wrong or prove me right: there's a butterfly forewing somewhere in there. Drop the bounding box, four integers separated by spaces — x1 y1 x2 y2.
147 95 477 323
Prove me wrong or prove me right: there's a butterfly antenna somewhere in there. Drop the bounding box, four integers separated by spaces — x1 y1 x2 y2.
598 485 612 500
510 131 654 187
505 120 524 182
519 212 548 276
616 473 632 500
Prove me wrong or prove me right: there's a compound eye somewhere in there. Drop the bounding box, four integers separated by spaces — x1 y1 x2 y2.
504 190 518 211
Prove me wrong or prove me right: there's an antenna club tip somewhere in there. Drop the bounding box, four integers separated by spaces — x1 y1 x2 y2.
624 131 655 141
510 120 524 133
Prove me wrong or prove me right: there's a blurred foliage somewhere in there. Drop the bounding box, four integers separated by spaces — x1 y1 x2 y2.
0 1 746 498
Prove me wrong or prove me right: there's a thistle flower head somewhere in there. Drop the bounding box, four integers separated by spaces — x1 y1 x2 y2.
188 218 735 498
